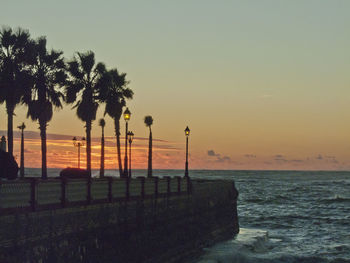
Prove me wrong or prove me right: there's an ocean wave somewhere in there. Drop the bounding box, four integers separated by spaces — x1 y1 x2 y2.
198 241 350 263
320 195 350 204
244 194 292 204
197 246 349 263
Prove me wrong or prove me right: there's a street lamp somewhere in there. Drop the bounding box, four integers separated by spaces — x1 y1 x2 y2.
123 107 131 177
184 126 190 178
73 137 85 169
17 123 26 178
128 131 134 178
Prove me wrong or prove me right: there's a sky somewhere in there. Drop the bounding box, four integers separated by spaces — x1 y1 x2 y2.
0 0 349 170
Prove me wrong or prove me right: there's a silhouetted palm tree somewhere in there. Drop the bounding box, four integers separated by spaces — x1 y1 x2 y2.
66 51 107 176
144 116 153 178
0 27 32 155
100 69 133 177
25 37 66 179
99 118 105 178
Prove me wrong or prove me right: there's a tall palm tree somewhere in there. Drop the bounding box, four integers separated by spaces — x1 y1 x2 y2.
66 51 107 176
99 118 105 178
144 116 153 178
100 69 133 177
25 37 66 179
0 27 32 155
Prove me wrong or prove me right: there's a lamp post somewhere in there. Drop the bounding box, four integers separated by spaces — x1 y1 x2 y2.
17 123 26 178
184 126 190 178
73 137 85 169
128 131 134 178
123 108 131 177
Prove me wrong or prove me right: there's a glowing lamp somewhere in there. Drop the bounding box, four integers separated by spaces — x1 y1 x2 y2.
124 108 131 121
128 131 134 143
185 126 190 136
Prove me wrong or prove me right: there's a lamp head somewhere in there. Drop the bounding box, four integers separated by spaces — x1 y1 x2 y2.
124 107 131 121
185 126 190 136
17 122 26 130
128 131 134 143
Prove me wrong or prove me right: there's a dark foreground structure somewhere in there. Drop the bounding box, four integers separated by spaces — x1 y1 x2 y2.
0 176 239 262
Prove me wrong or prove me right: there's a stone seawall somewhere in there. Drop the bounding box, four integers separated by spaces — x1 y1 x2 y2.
0 178 238 262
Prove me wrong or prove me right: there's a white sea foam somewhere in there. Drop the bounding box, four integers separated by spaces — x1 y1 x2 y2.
197 228 270 263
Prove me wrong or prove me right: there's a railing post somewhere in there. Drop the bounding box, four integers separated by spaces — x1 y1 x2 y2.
176 176 181 193
108 177 113 202
61 178 66 208
87 177 92 204
187 176 191 194
30 178 37 211
140 177 145 199
155 177 158 199
165 176 170 196
126 177 130 201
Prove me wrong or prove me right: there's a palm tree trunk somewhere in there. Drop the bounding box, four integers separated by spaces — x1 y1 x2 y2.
86 120 92 177
100 127 104 177
6 103 14 155
20 129 24 178
148 127 152 178
114 118 123 177
39 119 47 179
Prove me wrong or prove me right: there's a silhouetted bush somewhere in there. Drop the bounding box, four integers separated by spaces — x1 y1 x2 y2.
0 150 19 180
59 168 90 178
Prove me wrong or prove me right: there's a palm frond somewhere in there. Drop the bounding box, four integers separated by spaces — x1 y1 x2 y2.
65 81 83 104
36 36 47 57
144 116 153 127
0 27 15 49
77 51 95 75
95 62 106 75
67 60 83 79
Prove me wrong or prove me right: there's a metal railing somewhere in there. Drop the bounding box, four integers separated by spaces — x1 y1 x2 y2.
0 176 191 215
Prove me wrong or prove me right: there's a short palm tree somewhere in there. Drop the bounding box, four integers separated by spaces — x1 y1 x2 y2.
100 69 133 177
25 37 66 179
99 118 105 177
66 51 107 176
144 116 153 178
0 27 32 155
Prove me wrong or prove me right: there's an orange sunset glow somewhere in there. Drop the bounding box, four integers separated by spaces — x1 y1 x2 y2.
3 129 348 171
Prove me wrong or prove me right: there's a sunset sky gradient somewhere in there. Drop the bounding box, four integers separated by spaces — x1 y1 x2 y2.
1 1 349 170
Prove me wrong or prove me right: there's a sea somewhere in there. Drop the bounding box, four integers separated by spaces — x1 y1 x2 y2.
25 168 350 263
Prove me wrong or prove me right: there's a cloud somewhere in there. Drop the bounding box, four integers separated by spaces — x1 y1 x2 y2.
207 150 231 163
324 155 338 164
275 158 288 162
208 150 218 157
216 156 231 163
244 154 256 158
274 154 288 162
24 148 35 153
316 154 323 160
0 130 171 143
